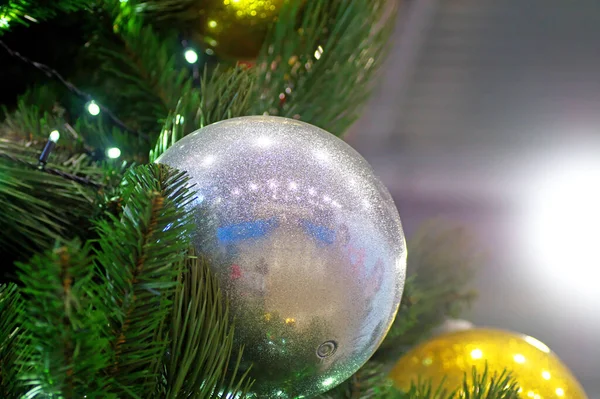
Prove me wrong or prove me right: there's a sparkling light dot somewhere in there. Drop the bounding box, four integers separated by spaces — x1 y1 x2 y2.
314 45 324 60
87 101 100 116
0 16 10 28
184 49 199 64
556 388 565 396
49 130 60 143
106 147 121 159
289 182 297 190
470 348 483 359
514 353 526 364
542 370 551 380
208 20 218 28
322 377 335 387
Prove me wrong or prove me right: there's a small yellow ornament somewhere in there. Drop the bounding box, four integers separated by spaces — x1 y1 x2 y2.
390 328 588 399
191 0 286 60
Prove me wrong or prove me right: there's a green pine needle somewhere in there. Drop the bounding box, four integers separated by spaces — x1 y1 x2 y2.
15 242 114 399
252 0 398 136
0 284 27 398
158 250 254 398
93 163 195 398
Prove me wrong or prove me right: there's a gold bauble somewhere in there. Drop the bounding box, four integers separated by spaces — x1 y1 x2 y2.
191 0 286 60
390 328 588 399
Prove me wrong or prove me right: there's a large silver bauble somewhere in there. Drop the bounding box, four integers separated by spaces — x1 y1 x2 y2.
156 116 406 398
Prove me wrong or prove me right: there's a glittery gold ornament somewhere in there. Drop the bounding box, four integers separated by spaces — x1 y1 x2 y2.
156 116 407 398
390 328 588 399
191 0 286 60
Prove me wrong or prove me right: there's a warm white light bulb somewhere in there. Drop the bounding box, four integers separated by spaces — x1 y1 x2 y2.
107 147 121 159
49 130 60 143
87 101 100 116
184 49 199 64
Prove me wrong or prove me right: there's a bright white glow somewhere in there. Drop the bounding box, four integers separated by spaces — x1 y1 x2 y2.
524 336 550 353
556 388 565 396
87 101 100 116
314 149 329 161
322 377 335 387
184 49 199 64
542 370 551 380
470 348 483 359
106 147 121 159
0 16 10 28
255 136 273 148
525 159 600 301
314 45 324 60
513 354 526 364
202 155 215 167
49 130 60 142
249 183 258 191
107 147 121 159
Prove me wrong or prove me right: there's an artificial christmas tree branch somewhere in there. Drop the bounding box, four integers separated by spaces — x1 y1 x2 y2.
93 164 195 397
160 250 253 398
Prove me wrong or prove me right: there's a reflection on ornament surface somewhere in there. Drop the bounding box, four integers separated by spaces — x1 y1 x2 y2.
156 116 406 398
192 0 285 60
390 328 588 399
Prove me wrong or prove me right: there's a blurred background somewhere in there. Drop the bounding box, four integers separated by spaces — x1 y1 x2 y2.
348 0 600 396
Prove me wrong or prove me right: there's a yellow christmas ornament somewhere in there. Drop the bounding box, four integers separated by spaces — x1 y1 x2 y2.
390 328 588 399
191 0 286 60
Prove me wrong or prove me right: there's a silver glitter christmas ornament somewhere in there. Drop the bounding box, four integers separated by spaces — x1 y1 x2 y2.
156 116 406 398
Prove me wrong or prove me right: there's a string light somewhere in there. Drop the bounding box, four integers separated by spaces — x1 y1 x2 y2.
87 101 100 116
0 16 9 28
39 130 60 168
106 147 121 159
49 130 60 143
184 49 199 64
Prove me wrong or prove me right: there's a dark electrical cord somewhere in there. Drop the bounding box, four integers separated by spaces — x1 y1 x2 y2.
0 39 149 141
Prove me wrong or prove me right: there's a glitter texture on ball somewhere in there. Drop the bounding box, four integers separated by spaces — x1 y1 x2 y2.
156 116 406 398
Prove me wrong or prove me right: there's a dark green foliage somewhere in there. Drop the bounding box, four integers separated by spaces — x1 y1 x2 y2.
94 164 195 397
159 250 253 398
0 0 88 34
252 0 397 135
0 284 27 398
15 242 114 398
374 222 479 363
0 140 100 260
398 366 521 399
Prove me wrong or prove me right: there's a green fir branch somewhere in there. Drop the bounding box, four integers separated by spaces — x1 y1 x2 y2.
14 242 114 399
93 163 195 398
150 66 254 161
252 0 398 136
0 0 88 34
158 250 253 398
0 142 100 259
0 283 28 398
398 366 521 399
374 221 479 363
97 11 194 135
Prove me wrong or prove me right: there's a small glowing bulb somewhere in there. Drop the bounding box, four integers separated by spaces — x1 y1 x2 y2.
208 20 218 28
87 101 100 116
314 45 324 60
470 349 483 359
555 388 565 396
184 49 199 64
49 130 60 143
542 370 551 380
513 353 526 364
0 16 9 28
106 147 121 159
